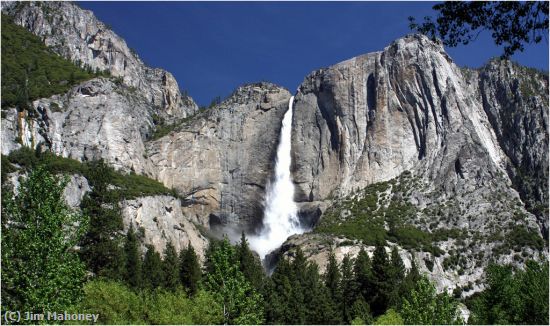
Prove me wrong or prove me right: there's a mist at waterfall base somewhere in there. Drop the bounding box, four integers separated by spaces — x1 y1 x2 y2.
248 96 305 260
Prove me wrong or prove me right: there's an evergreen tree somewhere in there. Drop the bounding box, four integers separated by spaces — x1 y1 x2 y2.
350 295 373 325
400 256 421 302
143 244 164 289
123 224 142 288
264 257 294 324
305 262 340 324
290 248 308 323
324 250 343 321
79 159 124 280
163 241 180 289
388 246 406 306
354 247 374 305
1 167 87 312
180 242 201 295
371 242 390 316
236 232 264 290
341 254 357 323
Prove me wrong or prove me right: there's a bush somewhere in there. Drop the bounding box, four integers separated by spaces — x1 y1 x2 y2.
71 280 223 325
5 146 175 200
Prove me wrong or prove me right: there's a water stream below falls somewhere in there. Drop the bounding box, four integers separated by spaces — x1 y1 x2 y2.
249 96 304 260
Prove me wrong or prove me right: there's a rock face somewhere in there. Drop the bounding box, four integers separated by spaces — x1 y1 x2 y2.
293 35 507 201
476 61 549 234
2 1 197 122
2 78 155 173
145 83 292 233
120 195 209 260
283 34 548 292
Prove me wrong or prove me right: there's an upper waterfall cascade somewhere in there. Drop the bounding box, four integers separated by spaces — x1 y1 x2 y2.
249 96 304 259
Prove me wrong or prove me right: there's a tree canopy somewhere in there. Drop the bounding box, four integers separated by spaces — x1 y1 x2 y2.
409 1 549 57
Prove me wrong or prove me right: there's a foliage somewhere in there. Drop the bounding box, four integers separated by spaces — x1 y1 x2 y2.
123 225 142 288
204 238 264 324
73 280 223 324
236 232 265 291
468 260 549 325
180 243 202 295
79 159 124 280
1 167 87 312
149 113 199 141
315 174 441 254
143 244 165 290
1 14 107 109
73 280 145 324
324 250 343 315
400 277 462 325
341 254 357 323
163 241 180 289
374 308 404 325
6 146 175 199
408 1 549 57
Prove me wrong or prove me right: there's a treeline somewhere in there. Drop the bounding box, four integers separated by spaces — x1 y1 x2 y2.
1 161 548 324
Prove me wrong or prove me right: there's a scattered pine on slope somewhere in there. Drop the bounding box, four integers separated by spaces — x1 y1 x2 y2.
1 14 108 109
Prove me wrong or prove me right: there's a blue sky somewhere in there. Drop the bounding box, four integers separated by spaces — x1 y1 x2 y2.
79 1 549 106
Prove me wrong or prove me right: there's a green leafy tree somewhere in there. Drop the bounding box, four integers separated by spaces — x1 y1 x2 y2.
236 232 265 290
1 167 87 312
123 224 142 288
80 159 124 280
374 308 404 325
408 1 548 57
180 242 202 295
143 244 164 289
162 241 180 289
469 260 548 325
74 280 223 324
204 238 264 324
400 277 462 325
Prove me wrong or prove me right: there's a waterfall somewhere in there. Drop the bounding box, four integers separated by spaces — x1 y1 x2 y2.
249 96 304 259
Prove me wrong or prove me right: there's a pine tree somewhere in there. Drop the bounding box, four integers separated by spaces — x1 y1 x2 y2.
371 242 390 316
79 159 124 280
163 241 179 289
236 232 264 290
354 247 374 304
264 258 294 324
341 254 357 323
388 246 406 306
180 242 201 295
350 295 373 325
305 262 340 324
290 248 308 323
400 255 421 303
123 224 142 288
143 244 164 289
324 250 343 321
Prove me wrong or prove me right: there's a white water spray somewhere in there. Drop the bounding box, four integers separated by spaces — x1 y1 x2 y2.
249 96 304 259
